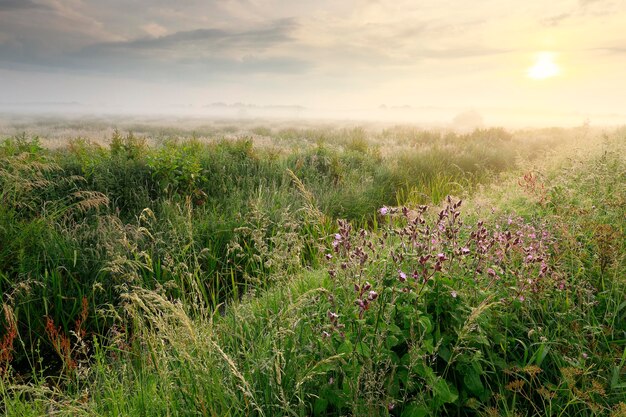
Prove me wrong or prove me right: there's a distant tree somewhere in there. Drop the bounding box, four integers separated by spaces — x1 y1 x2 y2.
452 110 484 131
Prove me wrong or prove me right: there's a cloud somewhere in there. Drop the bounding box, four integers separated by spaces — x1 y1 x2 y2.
0 17 309 80
84 18 296 53
0 0 48 11
419 47 511 59
542 12 572 26
142 23 168 38
592 46 626 55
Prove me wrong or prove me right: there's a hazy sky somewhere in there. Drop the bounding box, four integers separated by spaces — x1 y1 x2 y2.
1 0 625 125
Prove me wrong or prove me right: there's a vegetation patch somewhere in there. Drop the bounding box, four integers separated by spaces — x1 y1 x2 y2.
0 126 624 416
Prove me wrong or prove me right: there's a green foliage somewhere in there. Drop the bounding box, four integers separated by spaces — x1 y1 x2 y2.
109 129 146 160
0 127 624 416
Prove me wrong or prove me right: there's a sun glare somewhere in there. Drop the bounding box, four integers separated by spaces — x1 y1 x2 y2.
527 52 560 80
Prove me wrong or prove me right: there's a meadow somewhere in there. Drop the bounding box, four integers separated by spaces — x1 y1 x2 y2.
0 120 624 416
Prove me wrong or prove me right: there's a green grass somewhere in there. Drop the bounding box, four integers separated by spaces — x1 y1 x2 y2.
0 125 624 416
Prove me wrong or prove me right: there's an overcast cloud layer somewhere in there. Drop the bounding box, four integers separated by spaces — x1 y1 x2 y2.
1 0 625 125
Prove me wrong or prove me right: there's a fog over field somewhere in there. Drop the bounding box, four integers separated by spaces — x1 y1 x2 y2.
1 0 626 126
1 2 625 417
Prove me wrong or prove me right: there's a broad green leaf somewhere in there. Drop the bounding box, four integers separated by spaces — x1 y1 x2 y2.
433 378 458 406
463 369 485 396
419 316 433 334
386 335 400 349
337 340 353 355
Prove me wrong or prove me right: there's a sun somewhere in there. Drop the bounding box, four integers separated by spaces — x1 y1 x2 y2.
527 52 560 80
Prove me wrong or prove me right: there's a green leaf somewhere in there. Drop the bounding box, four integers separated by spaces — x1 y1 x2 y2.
439 345 452 362
419 316 433 334
413 362 436 382
386 335 400 349
423 337 435 354
532 343 550 367
433 378 458 406
389 323 403 336
463 369 485 396
355 342 371 358
401 403 429 417
337 340 353 355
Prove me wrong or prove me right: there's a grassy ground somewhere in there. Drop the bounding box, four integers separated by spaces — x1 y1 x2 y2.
0 125 624 416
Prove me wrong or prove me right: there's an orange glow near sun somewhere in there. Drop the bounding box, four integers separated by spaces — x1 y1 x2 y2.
527 52 560 80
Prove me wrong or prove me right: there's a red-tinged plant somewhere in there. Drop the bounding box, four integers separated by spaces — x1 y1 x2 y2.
45 316 77 373
518 171 547 205
74 296 89 339
44 297 90 376
0 305 17 376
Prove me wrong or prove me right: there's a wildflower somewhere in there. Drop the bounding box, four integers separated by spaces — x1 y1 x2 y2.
518 295 525 302
368 290 378 301
461 247 470 255
437 253 447 262
398 270 407 282
322 331 331 339
582 352 588 359
327 311 339 323
450 291 457 298
334 233 342 240
325 253 332 260
379 206 389 215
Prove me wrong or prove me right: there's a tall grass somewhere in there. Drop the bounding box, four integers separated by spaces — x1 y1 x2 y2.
1 125 623 416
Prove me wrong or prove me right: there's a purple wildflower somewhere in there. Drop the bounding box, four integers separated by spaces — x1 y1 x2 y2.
328 311 339 322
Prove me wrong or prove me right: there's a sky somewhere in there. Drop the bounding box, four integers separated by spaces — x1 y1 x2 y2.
1 0 625 126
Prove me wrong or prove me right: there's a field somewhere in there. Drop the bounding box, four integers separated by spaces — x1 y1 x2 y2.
0 119 624 416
